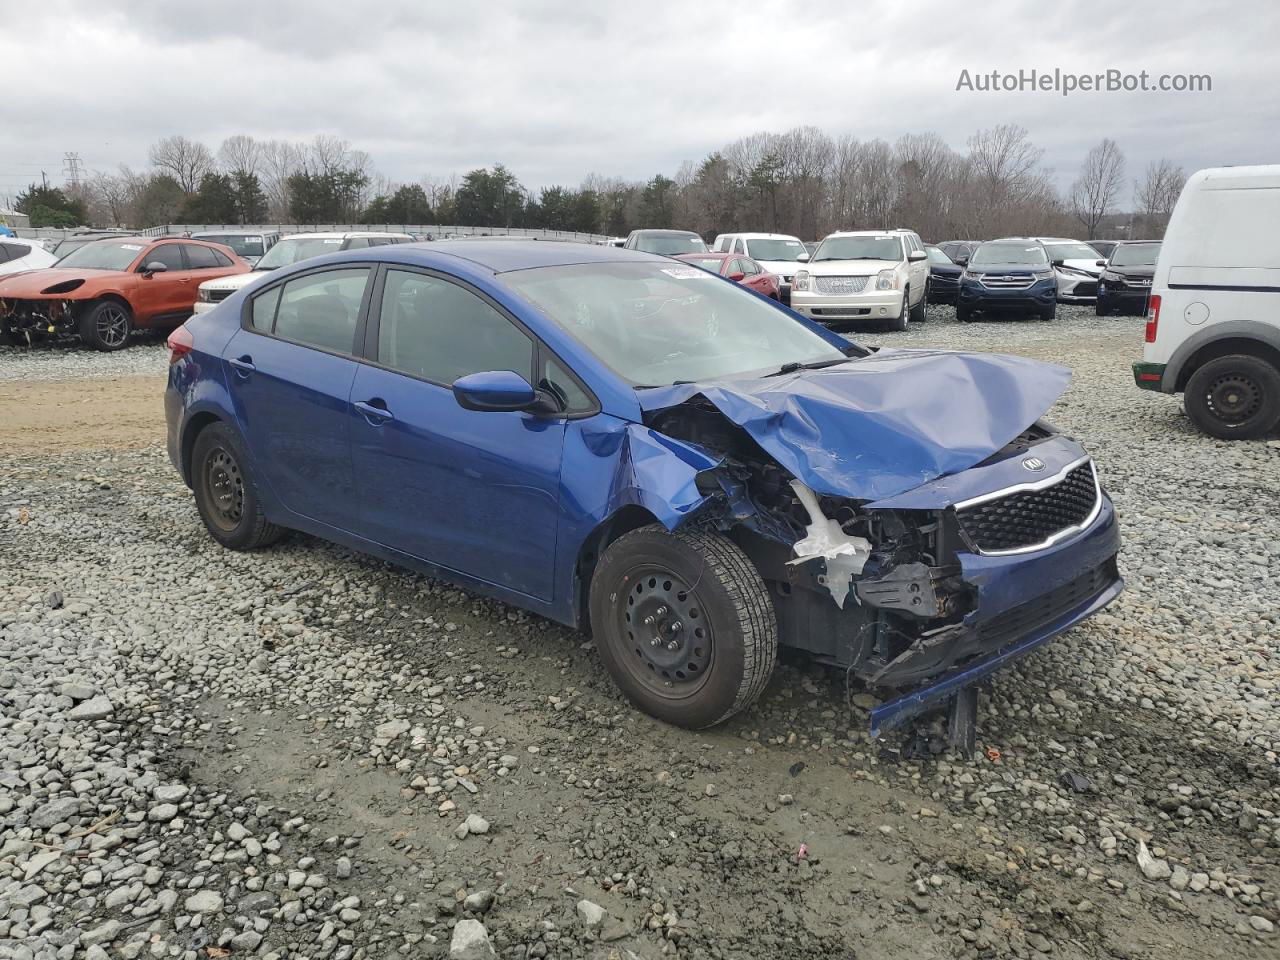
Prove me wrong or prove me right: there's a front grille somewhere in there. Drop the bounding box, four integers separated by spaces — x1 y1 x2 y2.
814 275 869 295
1070 280 1098 297
207 289 233 303
975 559 1115 650
810 307 871 317
955 461 1099 553
978 274 1036 289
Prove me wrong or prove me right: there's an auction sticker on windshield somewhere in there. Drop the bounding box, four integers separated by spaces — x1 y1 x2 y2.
661 266 714 280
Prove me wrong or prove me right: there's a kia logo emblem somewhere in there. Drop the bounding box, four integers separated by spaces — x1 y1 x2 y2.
1022 456 1046 472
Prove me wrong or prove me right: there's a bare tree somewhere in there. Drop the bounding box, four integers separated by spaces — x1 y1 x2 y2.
1134 159 1186 235
148 135 214 193
964 124 1047 236
87 169 131 226
218 135 261 176
259 139 305 220
1068 139 1126 238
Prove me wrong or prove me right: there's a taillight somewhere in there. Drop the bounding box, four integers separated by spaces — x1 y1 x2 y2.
1145 294 1161 343
167 325 194 364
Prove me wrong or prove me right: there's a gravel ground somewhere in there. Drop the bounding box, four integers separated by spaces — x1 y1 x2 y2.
1 304 1277 960
0 334 169 383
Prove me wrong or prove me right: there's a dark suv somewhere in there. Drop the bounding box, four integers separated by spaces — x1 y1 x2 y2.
956 241 1058 322
1096 241 1160 316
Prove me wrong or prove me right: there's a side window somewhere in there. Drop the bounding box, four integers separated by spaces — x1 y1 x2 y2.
366 237 394 247
376 269 533 386
182 244 222 269
251 286 281 332
727 259 744 276
733 239 745 254
210 248 234 267
273 268 370 354
0 244 13 263
344 237 370 250
144 244 186 271
539 356 593 415
742 258 760 275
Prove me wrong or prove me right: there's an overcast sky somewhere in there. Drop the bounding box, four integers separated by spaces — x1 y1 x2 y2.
3 0 1276 206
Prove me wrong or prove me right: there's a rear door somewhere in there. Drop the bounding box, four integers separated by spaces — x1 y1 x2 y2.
223 265 374 532
348 266 567 600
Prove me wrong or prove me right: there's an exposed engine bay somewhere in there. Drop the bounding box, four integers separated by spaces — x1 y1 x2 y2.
646 397 1065 691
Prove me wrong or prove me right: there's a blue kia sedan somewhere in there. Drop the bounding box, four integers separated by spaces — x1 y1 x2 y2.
165 241 1121 738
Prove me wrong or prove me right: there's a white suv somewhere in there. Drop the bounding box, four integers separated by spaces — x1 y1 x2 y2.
193 232 413 314
1134 165 1280 439
790 229 929 329
711 233 809 302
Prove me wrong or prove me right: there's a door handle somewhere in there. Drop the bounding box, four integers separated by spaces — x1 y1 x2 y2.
228 355 255 377
354 399 394 423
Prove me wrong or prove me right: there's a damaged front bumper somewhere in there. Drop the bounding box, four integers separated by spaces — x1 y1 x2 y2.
0 297 79 340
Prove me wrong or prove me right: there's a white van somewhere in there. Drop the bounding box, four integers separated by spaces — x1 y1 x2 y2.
710 233 809 301
1134 165 1280 439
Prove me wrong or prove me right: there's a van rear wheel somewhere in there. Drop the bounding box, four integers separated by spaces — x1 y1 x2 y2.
1184 354 1280 440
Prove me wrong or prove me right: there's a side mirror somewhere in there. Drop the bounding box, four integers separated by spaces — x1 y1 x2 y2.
1095 259 1107 267
728 271 745 282
907 250 928 262
1051 259 1065 268
142 261 168 275
453 370 541 413
797 252 810 262
953 255 968 266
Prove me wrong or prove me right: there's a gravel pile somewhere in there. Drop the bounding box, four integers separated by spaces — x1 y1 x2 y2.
0 336 169 383
1 304 1276 959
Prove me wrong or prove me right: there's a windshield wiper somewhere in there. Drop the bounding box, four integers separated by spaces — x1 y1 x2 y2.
765 357 850 377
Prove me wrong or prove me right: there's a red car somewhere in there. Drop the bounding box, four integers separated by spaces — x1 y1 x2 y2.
0 236 248 350
674 253 781 299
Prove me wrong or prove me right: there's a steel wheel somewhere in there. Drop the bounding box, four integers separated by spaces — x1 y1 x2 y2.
202 445 245 533
617 564 714 701
1202 371 1262 424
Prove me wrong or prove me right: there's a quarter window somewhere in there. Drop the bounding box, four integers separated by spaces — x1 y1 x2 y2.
271 268 371 354
251 286 281 332
376 269 533 385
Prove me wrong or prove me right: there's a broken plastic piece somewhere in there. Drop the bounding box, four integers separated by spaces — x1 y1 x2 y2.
796 843 808 860
786 480 871 608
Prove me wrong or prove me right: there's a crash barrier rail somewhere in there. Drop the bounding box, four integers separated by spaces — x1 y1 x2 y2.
16 224 612 244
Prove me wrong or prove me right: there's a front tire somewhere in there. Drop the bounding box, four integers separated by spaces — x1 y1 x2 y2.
191 422 284 550
1039 306 1056 322
909 285 927 322
956 304 974 323
78 300 133 351
1183 355 1280 440
589 525 776 728
888 290 909 331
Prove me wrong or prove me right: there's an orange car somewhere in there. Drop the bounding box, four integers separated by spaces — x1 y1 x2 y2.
0 236 249 350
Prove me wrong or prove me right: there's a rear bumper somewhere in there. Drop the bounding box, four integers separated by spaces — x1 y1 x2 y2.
1132 361 1168 392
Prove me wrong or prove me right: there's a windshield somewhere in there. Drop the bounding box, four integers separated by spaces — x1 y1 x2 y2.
633 233 708 255
53 240 146 271
813 235 902 262
971 243 1049 266
746 238 806 261
503 261 846 387
926 246 953 265
1110 242 1160 267
194 234 264 258
1044 242 1100 261
255 236 345 270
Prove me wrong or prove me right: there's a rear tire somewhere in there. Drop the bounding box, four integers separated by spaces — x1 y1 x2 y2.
191 422 285 550
1094 301 1108 316
589 525 777 728
1183 354 1280 440
78 300 133 351
956 305 974 323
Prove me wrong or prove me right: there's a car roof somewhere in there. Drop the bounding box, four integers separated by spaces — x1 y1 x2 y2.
190 229 277 237
718 232 802 240
822 230 902 238
629 228 699 236
277 231 411 241
399 239 662 273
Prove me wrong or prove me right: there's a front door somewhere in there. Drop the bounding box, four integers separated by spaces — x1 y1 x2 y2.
348 267 565 600
223 265 374 532
132 242 195 323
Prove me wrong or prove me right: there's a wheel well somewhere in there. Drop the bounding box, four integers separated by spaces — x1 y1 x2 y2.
1177 337 1280 390
180 412 222 486
80 293 133 318
574 505 662 629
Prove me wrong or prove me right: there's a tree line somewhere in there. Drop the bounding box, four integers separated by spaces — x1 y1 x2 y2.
12 126 1186 241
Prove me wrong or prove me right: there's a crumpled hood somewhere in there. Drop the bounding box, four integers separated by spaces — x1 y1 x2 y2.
637 348 1072 502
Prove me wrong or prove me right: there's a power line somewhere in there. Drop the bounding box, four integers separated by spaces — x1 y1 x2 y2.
63 152 85 190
